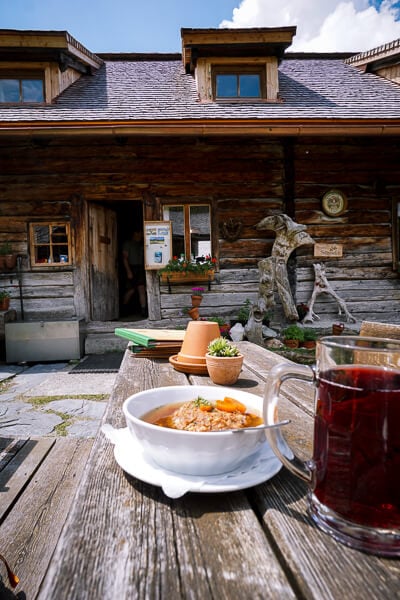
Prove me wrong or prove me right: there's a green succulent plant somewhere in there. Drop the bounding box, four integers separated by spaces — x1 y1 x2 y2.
207 337 241 357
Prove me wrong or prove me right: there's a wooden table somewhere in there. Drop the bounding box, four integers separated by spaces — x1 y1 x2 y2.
0 436 92 598
8 342 400 599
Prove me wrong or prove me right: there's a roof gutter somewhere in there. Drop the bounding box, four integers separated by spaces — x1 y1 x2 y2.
0 119 400 136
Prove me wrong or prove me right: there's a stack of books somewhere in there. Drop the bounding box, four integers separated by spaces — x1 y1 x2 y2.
114 328 186 358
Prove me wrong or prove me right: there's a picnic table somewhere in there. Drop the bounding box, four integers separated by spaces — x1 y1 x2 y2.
2 341 400 599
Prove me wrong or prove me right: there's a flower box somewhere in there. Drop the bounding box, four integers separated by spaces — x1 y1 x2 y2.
160 270 215 284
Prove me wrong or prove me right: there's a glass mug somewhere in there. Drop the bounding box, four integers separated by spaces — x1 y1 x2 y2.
264 336 400 556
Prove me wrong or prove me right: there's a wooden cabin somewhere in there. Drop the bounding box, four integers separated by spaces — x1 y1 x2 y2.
0 27 400 354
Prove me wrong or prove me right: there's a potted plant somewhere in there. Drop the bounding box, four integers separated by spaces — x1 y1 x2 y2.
301 327 317 349
202 316 231 337
282 324 304 349
205 336 244 385
188 307 199 320
332 323 345 335
191 287 204 308
236 298 252 326
0 243 17 272
0 290 11 311
158 255 217 284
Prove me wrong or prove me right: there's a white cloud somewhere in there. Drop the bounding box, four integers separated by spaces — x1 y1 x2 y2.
220 0 400 51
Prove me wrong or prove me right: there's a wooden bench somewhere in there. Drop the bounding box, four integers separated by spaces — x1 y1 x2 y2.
360 320 400 339
0 436 92 598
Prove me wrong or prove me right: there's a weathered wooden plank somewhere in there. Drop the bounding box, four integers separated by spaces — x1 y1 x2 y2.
12 271 74 286
38 354 297 600
0 438 92 599
253 470 400 600
0 437 26 469
0 438 54 522
296 266 398 281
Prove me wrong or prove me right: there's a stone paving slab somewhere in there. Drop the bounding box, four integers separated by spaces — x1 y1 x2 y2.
0 361 117 438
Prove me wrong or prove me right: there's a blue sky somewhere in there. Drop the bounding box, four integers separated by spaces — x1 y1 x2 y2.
1 0 400 53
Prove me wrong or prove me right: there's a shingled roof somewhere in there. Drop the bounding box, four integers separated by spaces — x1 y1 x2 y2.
1 51 400 134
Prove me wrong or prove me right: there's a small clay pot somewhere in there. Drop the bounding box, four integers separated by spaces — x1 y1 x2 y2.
284 339 300 349
205 353 244 385
332 323 345 335
177 321 221 365
191 295 202 308
0 297 10 311
4 254 17 271
301 340 316 350
188 307 199 320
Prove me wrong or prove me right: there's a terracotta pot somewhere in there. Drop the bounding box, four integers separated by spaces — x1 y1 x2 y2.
191 295 203 308
301 340 316 349
188 307 199 320
0 254 17 272
332 323 345 335
0 297 10 311
177 321 221 365
4 254 17 271
205 353 244 385
284 339 300 349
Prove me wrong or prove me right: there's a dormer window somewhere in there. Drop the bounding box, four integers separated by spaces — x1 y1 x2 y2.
0 72 44 103
181 27 296 104
214 67 264 100
0 30 103 104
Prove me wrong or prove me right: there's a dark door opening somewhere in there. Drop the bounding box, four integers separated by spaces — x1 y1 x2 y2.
115 201 146 321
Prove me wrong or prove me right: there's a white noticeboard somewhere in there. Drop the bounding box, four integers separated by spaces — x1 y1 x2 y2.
144 221 172 270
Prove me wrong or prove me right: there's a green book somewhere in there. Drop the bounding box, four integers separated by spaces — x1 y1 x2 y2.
115 328 186 348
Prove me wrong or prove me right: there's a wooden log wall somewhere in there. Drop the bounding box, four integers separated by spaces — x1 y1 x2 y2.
293 138 400 325
0 134 399 327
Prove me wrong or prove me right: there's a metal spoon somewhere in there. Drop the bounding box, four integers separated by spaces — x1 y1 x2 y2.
229 419 291 433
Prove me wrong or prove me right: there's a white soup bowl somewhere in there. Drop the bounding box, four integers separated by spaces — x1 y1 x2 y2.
122 385 265 476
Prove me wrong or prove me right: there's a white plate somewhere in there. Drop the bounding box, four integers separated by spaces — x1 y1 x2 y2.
102 425 282 498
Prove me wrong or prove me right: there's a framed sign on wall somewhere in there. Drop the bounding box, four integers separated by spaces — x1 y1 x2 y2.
321 190 348 217
144 221 172 270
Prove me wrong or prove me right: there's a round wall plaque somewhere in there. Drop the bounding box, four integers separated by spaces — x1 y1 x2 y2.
321 190 347 216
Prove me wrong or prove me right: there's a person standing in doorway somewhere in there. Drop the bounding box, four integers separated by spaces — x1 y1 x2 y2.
122 230 147 317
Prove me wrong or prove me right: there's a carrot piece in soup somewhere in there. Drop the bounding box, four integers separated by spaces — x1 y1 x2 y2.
216 397 246 413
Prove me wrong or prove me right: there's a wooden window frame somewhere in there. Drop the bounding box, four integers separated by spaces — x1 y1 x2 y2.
162 204 212 261
212 65 265 101
29 222 72 267
0 70 45 104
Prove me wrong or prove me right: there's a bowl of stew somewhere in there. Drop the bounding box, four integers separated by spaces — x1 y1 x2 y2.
122 385 265 476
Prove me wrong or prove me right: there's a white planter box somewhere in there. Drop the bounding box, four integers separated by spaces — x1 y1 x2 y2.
5 320 84 363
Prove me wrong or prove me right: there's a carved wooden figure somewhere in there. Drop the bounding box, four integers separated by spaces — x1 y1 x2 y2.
303 263 356 323
256 214 315 321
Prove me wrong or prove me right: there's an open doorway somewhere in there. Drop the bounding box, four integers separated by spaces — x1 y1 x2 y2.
116 201 146 321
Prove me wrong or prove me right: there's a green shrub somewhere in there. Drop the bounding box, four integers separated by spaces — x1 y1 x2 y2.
282 324 304 342
303 328 317 342
237 299 252 324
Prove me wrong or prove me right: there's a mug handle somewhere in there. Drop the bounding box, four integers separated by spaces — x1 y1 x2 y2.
263 362 315 483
